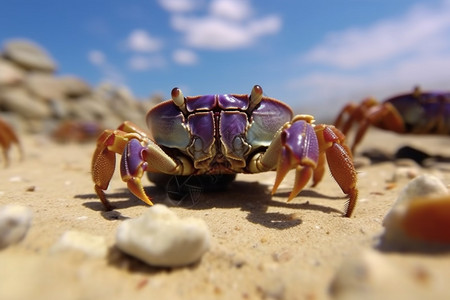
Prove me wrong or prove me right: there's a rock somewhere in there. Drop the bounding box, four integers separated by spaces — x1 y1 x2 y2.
50 230 108 258
391 166 420 182
59 75 91 97
329 250 436 299
395 146 431 165
67 96 112 122
0 58 25 86
0 87 52 119
25 72 64 101
0 205 33 249
116 204 211 267
330 250 399 300
381 175 450 249
2 39 57 72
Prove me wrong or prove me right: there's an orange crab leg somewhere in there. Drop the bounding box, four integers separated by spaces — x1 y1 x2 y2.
0 118 23 166
351 102 405 152
316 125 358 217
91 121 194 210
91 129 135 210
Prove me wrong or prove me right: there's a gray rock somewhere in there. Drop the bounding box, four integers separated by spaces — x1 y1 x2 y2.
0 205 33 249
67 96 111 121
0 58 25 86
25 72 63 101
0 87 52 119
59 75 91 97
2 39 57 72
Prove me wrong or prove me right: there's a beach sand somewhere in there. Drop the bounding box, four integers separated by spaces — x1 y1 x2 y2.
0 128 449 300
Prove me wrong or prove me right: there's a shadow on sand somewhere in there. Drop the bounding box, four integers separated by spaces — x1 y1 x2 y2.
76 176 345 229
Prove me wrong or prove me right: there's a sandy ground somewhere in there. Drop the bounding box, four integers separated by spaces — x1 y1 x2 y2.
0 128 449 300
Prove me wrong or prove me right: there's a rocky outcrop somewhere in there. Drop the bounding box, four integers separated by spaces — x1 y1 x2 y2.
0 38 160 139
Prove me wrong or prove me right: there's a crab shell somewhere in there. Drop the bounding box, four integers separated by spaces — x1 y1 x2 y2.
146 91 293 173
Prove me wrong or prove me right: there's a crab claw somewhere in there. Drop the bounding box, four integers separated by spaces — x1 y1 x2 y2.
271 119 319 200
120 139 154 206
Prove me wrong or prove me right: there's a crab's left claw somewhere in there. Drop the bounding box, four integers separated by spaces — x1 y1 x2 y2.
120 139 154 206
271 117 319 201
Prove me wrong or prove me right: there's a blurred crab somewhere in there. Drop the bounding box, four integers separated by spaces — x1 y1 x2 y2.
0 117 22 167
335 86 450 153
52 120 103 143
92 85 358 217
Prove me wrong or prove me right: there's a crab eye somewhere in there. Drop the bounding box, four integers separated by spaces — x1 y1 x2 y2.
249 85 263 110
171 87 185 107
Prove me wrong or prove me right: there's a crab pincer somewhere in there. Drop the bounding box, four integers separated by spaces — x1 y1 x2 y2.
272 118 319 201
120 139 153 207
271 115 358 217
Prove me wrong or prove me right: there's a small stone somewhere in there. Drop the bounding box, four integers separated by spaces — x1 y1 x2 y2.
2 39 57 72
391 166 420 182
116 204 211 267
381 175 450 248
390 174 447 207
353 156 371 169
0 205 33 249
329 250 406 299
50 230 107 258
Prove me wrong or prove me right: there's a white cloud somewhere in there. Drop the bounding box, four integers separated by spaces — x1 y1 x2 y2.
157 0 202 13
301 1 450 69
171 14 281 50
87 50 124 84
172 49 198 65
128 55 166 71
209 0 252 21
287 0 450 120
164 0 281 50
88 50 105 66
126 29 163 53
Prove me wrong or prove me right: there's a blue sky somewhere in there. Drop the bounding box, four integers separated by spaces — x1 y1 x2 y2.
1 0 450 120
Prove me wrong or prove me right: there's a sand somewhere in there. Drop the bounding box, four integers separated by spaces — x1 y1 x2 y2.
0 128 449 300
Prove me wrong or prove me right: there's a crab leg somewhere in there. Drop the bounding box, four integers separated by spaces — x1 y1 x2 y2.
271 117 319 200
91 122 193 210
249 115 320 199
315 124 358 217
249 115 358 217
0 118 23 167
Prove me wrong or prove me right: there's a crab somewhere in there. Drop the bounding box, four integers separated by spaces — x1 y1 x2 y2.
92 85 358 217
0 117 22 167
335 86 450 153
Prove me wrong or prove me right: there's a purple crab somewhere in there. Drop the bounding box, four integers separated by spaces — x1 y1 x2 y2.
92 85 358 217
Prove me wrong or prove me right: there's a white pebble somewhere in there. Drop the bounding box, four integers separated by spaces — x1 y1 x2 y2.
0 205 33 249
50 230 108 258
330 250 399 299
116 204 210 267
394 174 448 206
381 175 449 248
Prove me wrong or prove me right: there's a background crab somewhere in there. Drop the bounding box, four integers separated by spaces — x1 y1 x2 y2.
0 117 22 167
92 85 358 217
334 86 450 153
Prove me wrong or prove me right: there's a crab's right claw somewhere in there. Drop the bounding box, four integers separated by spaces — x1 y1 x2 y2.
120 139 154 206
